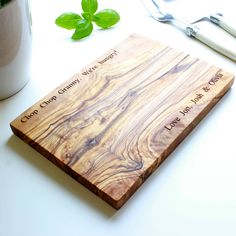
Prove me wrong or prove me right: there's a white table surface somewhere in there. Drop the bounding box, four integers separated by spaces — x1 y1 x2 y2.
1 0 236 235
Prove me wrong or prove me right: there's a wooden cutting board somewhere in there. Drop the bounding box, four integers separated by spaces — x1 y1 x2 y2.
10 34 234 209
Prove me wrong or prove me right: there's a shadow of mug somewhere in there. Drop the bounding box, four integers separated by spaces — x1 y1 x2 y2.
0 0 32 100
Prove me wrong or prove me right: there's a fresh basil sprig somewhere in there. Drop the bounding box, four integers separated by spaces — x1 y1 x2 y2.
55 0 120 40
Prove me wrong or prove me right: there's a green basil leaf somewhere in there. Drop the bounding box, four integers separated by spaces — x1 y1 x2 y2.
71 19 93 40
93 9 120 29
81 0 98 14
55 13 82 30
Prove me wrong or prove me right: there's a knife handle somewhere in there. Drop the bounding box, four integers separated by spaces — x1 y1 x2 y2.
185 25 236 61
218 17 236 38
210 13 236 38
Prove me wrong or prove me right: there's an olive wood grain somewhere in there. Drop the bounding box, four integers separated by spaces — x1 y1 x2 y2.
10 34 234 209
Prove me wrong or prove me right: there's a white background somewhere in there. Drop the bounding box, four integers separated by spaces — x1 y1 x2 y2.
1 0 236 235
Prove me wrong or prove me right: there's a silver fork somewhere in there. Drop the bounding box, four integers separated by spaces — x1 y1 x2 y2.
162 0 236 38
142 0 236 61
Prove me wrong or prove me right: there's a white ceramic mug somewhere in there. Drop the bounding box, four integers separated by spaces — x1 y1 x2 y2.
0 0 32 100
